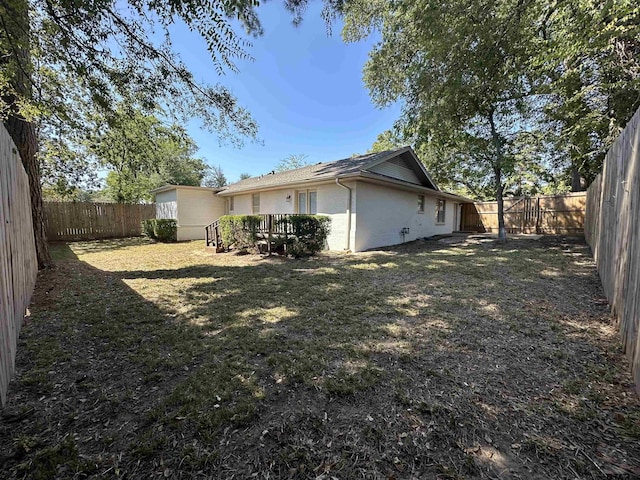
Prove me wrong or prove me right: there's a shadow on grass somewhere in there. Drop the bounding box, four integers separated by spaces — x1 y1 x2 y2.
49 237 155 259
1 237 639 479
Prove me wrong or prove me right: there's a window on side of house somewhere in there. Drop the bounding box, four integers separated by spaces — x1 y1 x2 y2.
252 193 260 214
228 196 234 213
297 189 317 214
436 199 446 224
418 195 425 213
298 191 307 214
309 191 317 214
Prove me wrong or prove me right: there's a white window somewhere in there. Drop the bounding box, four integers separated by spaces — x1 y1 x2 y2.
297 190 317 214
252 193 260 214
418 195 425 213
309 191 317 214
229 196 234 213
436 199 446 224
298 191 307 214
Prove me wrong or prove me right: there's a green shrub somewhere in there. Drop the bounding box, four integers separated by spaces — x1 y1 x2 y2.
142 219 177 242
153 219 177 242
218 215 263 251
276 215 331 257
141 219 155 239
217 214 330 256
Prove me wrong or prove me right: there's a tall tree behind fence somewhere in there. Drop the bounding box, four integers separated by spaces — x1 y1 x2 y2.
585 108 640 393
461 193 586 234
0 125 38 407
44 202 156 241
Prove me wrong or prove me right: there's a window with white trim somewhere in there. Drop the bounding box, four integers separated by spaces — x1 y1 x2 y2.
297 189 317 214
228 196 234 213
436 199 446 224
252 193 260 214
417 195 425 213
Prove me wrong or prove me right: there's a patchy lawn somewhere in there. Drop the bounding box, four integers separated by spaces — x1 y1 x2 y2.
1 236 639 479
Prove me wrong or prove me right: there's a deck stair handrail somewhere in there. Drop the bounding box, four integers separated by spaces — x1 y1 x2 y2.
204 219 222 250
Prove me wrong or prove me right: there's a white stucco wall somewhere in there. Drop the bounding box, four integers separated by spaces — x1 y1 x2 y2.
222 182 354 251
156 190 178 219
354 182 457 252
228 193 253 214
175 188 226 241
219 181 461 252
316 182 355 252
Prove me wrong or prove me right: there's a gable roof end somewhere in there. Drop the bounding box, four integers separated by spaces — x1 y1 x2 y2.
360 147 439 191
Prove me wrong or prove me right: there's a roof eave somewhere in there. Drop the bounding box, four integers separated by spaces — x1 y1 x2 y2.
217 177 341 195
150 184 224 194
354 172 472 201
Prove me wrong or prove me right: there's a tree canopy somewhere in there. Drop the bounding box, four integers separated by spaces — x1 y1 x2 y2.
347 0 640 237
344 0 541 240
88 106 209 203
0 0 329 266
276 153 310 172
203 165 229 188
531 1 640 188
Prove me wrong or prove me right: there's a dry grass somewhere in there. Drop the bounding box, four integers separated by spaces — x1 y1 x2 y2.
1 235 639 479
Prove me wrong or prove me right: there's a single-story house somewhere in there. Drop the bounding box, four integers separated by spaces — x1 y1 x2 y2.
152 146 471 251
151 184 226 241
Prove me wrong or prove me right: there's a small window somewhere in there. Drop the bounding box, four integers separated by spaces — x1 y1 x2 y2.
296 189 317 214
436 199 446 224
417 195 425 213
309 191 317 214
229 196 234 212
252 193 260 214
298 192 307 214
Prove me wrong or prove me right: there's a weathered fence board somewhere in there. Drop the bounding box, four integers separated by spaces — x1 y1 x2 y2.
0 124 38 406
461 192 586 234
585 107 640 394
44 202 155 241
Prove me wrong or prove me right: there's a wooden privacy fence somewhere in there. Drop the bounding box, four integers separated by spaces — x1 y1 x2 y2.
585 108 640 393
44 202 156 241
0 125 38 406
461 192 586 234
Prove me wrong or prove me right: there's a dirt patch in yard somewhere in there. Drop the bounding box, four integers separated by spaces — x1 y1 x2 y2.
1 236 639 479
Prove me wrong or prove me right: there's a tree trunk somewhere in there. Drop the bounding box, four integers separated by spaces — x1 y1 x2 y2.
495 167 506 242
4 117 52 269
570 166 582 191
488 109 507 243
2 0 52 268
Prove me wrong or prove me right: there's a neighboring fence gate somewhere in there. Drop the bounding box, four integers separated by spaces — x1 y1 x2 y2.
44 202 156 241
0 125 38 406
461 192 586 234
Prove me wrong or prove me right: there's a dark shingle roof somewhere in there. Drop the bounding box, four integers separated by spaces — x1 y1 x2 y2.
221 148 407 194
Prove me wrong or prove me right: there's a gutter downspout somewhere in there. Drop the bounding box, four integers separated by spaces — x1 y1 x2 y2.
335 178 352 251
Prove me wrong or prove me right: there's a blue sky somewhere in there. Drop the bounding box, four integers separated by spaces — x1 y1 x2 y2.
169 2 401 182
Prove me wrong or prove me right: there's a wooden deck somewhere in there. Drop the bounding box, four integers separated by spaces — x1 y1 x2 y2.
205 214 294 253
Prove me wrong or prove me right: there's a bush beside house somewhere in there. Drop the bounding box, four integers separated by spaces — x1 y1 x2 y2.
218 215 262 251
276 215 331 257
142 219 177 242
218 214 330 257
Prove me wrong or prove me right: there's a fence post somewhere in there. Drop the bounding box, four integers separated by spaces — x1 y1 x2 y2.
267 214 273 256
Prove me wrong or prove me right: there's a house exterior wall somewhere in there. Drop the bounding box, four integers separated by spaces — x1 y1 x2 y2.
156 190 178 219
175 189 226 241
222 182 355 251
317 182 356 251
353 182 457 252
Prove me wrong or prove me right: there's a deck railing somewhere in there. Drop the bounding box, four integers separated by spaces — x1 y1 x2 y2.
205 214 296 252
